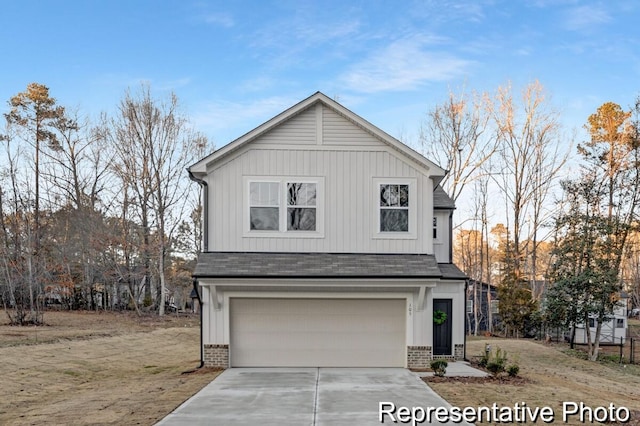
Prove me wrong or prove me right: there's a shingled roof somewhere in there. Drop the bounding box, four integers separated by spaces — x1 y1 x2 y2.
433 185 455 209
193 252 466 280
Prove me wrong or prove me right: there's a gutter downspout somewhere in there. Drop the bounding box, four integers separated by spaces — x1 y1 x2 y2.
188 170 208 368
188 170 209 252
192 278 204 368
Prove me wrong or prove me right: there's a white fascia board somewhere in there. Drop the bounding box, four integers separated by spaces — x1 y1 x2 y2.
198 278 439 288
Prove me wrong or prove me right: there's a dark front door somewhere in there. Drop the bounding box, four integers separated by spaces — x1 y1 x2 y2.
433 299 452 356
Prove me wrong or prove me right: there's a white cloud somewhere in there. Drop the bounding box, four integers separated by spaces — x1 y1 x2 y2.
202 12 234 28
238 77 276 92
564 5 611 31
340 37 471 93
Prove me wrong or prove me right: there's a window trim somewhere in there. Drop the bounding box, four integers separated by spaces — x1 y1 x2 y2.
243 176 324 238
373 177 417 240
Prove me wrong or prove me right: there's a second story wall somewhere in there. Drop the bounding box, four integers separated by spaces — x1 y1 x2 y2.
205 103 440 254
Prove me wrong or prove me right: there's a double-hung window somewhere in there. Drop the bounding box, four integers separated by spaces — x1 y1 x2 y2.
374 178 416 239
379 184 409 232
247 177 321 236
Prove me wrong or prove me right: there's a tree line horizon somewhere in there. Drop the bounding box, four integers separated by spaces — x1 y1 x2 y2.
1 81 639 361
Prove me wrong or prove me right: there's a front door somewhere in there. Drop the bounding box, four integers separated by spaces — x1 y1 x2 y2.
433 299 452 356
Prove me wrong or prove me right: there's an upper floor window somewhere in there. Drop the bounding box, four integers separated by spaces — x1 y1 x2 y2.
287 183 316 231
373 178 417 239
246 177 322 237
433 217 438 240
379 184 409 232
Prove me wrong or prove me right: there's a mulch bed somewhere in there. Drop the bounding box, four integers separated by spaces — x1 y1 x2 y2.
422 375 531 385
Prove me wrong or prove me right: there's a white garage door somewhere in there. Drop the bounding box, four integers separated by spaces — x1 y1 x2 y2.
230 298 406 367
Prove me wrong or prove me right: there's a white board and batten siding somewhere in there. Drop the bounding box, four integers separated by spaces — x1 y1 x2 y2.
206 103 439 254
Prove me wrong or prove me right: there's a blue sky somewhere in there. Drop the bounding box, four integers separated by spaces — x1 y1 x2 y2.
1 0 638 150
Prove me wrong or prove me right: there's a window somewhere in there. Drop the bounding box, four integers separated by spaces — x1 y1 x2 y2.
616 318 625 328
433 217 438 239
287 183 316 231
467 300 473 314
246 177 322 236
373 178 416 239
250 182 279 230
588 318 596 328
490 300 499 314
379 184 409 232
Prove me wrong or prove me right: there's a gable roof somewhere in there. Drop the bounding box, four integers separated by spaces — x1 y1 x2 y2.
189 91 446 181
194 252 466 279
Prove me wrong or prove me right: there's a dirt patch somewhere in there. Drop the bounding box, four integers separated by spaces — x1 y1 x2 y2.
0 310 219 425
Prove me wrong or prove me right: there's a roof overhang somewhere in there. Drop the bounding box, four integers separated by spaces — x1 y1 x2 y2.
193 251 466 280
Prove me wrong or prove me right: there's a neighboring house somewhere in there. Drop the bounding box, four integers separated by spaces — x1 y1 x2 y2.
188 92 466 368
572 292 629 345
466 280 500 335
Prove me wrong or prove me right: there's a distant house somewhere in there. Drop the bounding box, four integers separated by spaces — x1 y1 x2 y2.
572 292 629 345
188 92 467 368
466 280 500 335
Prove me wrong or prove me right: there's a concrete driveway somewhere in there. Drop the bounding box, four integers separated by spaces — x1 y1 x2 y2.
156 368 469 425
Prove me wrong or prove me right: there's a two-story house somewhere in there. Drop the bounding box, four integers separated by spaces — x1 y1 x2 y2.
188 92 466 369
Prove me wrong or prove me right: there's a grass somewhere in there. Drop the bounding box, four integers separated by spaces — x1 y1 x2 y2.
0 310 220 425
3 311 639 425
426 337 640 425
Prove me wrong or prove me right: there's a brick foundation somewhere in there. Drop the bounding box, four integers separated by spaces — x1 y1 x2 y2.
407 345 432 368
204 344 229 368
454 344 464 360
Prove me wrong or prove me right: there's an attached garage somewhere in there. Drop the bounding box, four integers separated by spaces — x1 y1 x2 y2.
229 298 406 367
194 252 467 368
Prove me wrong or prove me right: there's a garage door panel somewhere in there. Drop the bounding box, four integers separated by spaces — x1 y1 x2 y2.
230 298 406 367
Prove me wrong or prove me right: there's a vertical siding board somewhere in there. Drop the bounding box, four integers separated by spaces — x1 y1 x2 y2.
348 151 357 247
219 170 228 250
355 151 364 248
253 107 316 145
209 143 438 254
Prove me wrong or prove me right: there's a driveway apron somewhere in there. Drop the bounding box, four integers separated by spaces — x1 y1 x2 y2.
156 367 467 426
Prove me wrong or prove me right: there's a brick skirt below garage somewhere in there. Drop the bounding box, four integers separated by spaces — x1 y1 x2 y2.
204 344 463 368
406 346 433 368
408 344 465 367
204 344 229 368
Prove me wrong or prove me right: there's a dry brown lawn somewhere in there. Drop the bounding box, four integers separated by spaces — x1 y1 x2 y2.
0 310 220 426
427 337 640 425
3 311 640 425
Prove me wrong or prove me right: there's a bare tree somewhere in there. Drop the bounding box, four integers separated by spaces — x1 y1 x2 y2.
492 80 568 286
106 85 207 315
420 88 497 204
41 111 112 309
